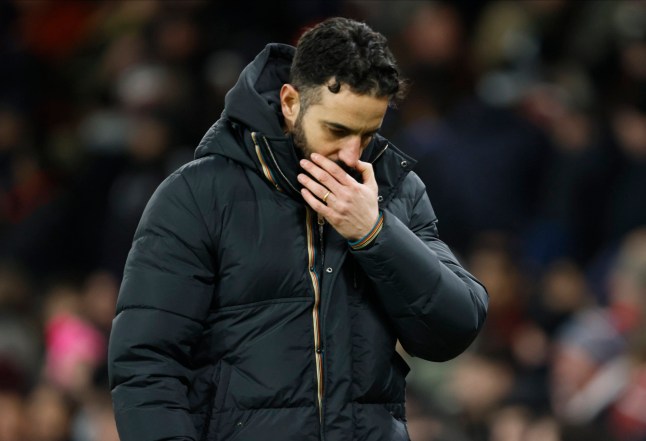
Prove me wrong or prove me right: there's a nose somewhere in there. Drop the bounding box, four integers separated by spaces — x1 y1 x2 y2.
337 136 362 168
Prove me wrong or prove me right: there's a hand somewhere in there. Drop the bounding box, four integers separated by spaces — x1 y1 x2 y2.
298 153 379 241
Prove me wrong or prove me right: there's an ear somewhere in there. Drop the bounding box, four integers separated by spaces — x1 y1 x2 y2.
280 84 300 128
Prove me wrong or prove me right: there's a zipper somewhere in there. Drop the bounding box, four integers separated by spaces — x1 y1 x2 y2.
371 142 389 164
305 208 325 425
251 132 282 192
262 135 300 194
317 214 325 273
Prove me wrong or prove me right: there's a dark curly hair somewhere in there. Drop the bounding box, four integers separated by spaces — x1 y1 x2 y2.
290 17 407 109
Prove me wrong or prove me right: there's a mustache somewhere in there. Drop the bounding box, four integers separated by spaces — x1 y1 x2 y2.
289 134 364 183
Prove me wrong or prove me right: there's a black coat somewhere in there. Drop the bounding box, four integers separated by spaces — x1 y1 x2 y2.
108 43 488 441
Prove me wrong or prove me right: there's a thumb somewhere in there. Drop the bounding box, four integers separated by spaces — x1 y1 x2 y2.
355 160 376 187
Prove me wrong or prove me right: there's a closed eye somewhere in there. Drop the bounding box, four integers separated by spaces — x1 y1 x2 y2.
329 127 349 138
323 121 380 142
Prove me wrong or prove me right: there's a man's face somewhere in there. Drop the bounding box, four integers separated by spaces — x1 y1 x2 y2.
284 83 389 174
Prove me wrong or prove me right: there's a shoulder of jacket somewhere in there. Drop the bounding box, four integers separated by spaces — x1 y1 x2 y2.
166 153 252 210
176 153 245 184
395 170 427 207
402 170 426 192
176 155 221 175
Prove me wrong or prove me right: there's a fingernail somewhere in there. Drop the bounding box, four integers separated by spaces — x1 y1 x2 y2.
300 159 307 167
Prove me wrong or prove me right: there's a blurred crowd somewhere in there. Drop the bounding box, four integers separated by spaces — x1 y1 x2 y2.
1 1 646 441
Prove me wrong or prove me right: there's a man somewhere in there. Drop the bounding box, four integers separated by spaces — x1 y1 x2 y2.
108 17 488 441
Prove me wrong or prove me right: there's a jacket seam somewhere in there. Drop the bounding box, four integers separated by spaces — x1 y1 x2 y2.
213 404 314 411
352 401 405 405
214 297 311 313
117 304 205 324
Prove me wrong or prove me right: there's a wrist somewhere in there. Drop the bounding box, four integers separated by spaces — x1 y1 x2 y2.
348 211 384 250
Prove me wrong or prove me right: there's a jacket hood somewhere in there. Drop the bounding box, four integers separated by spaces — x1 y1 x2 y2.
194 43 293 167
222 43 294 137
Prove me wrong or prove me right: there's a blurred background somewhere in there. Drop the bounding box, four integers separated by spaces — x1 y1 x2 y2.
1 1 646 440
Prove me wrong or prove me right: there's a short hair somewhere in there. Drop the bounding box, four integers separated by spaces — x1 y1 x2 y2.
290 17 407 108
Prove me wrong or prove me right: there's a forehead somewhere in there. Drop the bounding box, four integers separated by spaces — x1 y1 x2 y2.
306 84 389 130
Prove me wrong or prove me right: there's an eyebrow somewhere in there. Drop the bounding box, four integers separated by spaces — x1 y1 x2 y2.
323 121 381 135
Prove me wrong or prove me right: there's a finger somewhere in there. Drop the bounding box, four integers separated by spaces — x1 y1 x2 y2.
301 188 334 217
300 158 343 193
310 153 356 186
297 173 333 202
355 160 377 189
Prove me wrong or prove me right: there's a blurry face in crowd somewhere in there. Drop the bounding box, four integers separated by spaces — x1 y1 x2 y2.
280 82 389 176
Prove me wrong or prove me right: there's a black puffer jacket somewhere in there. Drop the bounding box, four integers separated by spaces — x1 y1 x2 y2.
108 43 488 441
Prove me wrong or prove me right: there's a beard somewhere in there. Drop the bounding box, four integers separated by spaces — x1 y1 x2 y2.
291 112 363 182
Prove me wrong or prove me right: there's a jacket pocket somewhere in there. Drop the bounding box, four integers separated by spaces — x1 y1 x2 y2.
213 362 232 411
222 409 260 441
201 361 233 441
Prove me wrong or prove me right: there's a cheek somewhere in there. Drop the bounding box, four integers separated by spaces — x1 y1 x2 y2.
303 125 337 154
